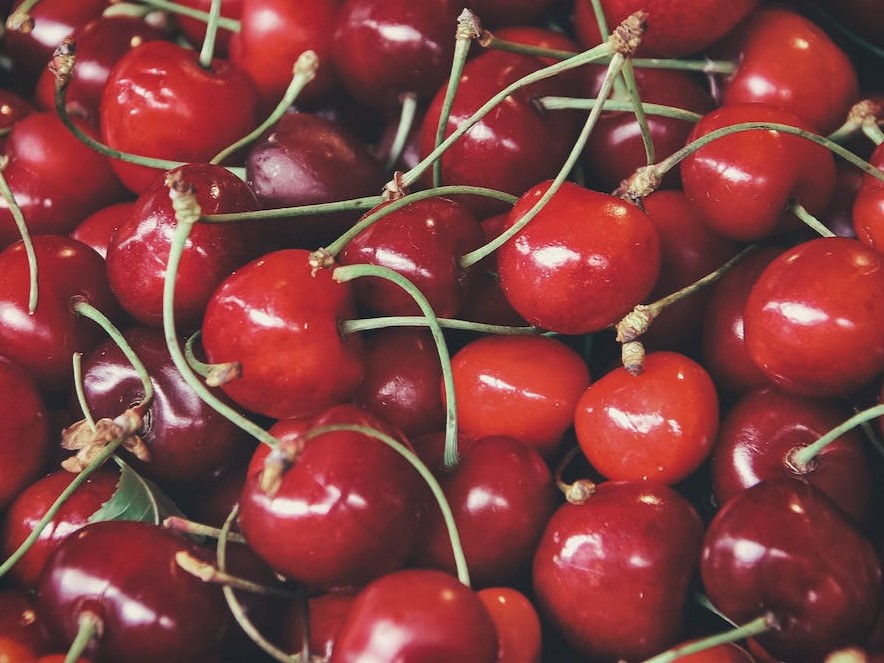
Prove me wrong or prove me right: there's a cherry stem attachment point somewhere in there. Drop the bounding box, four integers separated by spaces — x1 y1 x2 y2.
554 445 596 505
65 610 103 663
197 0 222 69
639 612 777 663
789 201 835 238
0 160 37 314
184 330 241 386
790 403 884 471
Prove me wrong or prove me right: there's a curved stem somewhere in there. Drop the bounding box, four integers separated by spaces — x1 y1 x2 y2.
130 0 241 32
340 315 540 336
553 446 596 505
211 50 319 165
0 163 37 314
333 263 459 469
72 353 96 430
386 92 419 171
539 96 702 123
639 613 776 663
790 201 835 238
197 0 222 69
202 195 383 224
64 611 102 663
791 403 884 470
184 330 211 378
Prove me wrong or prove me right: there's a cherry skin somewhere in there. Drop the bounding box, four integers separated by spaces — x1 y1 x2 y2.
105 162 257 331
0 467 118 588
412 435 558 586
338 196 485 317
201 248 364 420
331 0 459 110
497 180 660 334
716 7 860 135
281 591 357 660
681 102 836 241
533 480 704 661
711 386 872 525
329 568 498 663
0 235 120 394
466 0 557 27
476 587 542 663
239 404 426 590
0 357 50 512
69 202 134 260
575 351 719 484
448 334 591 458
744 237 884 398
701 478 882 662
100 40 258 193
853 142 884 253
0 588 52 655
350 328 445 440
0 637 37 663
36 520 230 663
0 89 34 151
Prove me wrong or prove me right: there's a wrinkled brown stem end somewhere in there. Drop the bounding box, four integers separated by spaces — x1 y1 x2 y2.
610 10 648 57
49 36 77 88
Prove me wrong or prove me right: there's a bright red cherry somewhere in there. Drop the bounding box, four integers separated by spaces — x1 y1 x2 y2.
69 202 133 259
476 587 542 663
282 591 357 660
744 237 884 398
853 142 884 253
497 180 660 334
575 351 719 484
0 89 34 151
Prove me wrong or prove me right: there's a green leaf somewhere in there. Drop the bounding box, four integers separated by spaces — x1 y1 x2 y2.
88 456 183 525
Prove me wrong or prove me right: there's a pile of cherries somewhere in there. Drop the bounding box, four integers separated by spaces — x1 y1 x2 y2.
0 0 882 661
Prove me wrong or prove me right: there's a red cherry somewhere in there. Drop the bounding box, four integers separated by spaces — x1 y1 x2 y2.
0 467 118 588
665 641 755 662
575 351 719 484
448 334 591 458
0 235 119 394
100 40 258 193
476 587 542 663
853 143 884 253
716 7 860 135
0 589 51 654
0 637 37 663
105 162 257 330
412 435 558 586
681 102 836 241
69 202 133 260
533 480 704 660
281 591 357 660
490 25 583 95
238 405 426 590
497 180 660 334
329 569 498 663
466 0 557 27
0 89 34 151
201 249 364 420
331 0 459 110
701 478 882 662
744 237 884 398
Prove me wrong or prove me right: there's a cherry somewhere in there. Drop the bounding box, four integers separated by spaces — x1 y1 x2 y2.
338 196 485 317
244 111 385 250
0 637 38 663
533 480 704 660
681 102 836 241
239 404 426 590
282 591 357 660
69 202 133 260
476 587 542 663
37 520 229 663
417 50 579 217
575 351 719 484
0 467 118 588
0 356 50 511
488 25 583 95
174 0 242 57
466 0 557 27
201 248 364 420
711 386 871 525
100 40 258 193
853 142 884 253
329 568 498 663
105 162 257 331
331 0 459 110
0 589 51 654
715 7 860 135
496 180 660 335
701 478 882 662
229 0 338 112
571 0 758 57
0 235 119 394
78 327 253 489
0 89 34 151
448 334 591 458
744 237 884 398
350 328 445 440
412 435 557 586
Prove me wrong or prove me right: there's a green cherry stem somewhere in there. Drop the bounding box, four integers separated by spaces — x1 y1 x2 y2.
133 0 241 32
203 194 384 224
539 96 703 122
332 263 460 469
162 515 247 543
162 174 281 449
176 550 300 600
619 58 655 165
790 403 884 471
210 50 319 165
197 0 222 69
64 611 103 663
827 99 882 145
306 423 471 587
0 160 38 314
640 613 777 663
386 92 419 171
789 201 835 238
184 329 242 386
432 8 481 187
865 120 884 146
72 353 96 430
341 315 540 336
589 0 628 99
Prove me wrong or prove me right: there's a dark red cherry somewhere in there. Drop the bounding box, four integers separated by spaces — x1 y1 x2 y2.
330 568 498 663
105 162 257 330
281 591 357 660
681 103 836 241
744 237 884 398
37 520 229 663
448 334 591 458
0 235 119 394
338 196 485 317
0 467 118 588
702 478 882 662
466 0 557 27
0 589 51 654
412 435 557 586
533 480 704 660
100 40 258 193
238 405 426 590
69 202 133 260
496 180 660 334
174 0 242 57
0 89 34 151
245 111 385 250
711 387 871 525
201 248 364 420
